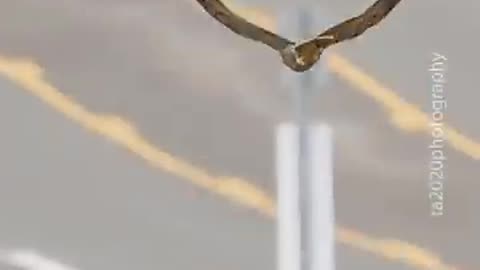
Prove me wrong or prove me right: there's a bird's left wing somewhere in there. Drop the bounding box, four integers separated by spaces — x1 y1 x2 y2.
195 0 294 51
313 0 403 47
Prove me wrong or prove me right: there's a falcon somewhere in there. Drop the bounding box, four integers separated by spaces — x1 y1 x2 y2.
195 0 403 72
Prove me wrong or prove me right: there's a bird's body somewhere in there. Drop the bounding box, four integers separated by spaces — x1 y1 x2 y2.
195 0 404 72
279 44 310 72
280 36 334 72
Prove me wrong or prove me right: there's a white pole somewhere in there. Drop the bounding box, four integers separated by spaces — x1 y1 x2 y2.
276 123 335 270
310 125 335 270
277 2 335 270
276 123 301 270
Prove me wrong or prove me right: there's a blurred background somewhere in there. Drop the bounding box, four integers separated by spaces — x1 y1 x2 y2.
0 0 478 269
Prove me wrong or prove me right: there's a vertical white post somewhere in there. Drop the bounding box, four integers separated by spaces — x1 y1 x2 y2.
276 123 335 270
310 125 335 270
276 123 301 270
277 2 335 270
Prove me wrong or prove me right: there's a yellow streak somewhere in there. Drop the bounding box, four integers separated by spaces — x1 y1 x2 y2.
216 0 479 160
0 55 461 270
328 55 480 160
0 56 275 216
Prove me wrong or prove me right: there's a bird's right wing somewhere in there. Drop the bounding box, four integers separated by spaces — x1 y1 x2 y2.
314 0 403 47
195 0 294 51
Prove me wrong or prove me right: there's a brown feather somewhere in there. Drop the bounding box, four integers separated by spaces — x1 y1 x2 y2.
314 0 403 47
194 0 404 72
195 0 294 50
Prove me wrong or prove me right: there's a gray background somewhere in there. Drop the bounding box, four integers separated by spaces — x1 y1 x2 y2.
0 0 478 269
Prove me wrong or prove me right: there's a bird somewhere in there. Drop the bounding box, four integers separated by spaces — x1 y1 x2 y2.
195 0 403 72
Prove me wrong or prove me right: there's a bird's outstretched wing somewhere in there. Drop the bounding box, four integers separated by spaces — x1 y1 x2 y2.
314 0 403 47
195 0 294 51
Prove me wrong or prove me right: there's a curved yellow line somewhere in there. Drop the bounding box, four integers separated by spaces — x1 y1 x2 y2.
0 55 461 270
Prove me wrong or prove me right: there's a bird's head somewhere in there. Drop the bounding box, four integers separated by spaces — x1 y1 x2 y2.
279 36 335 72
279 42 326 72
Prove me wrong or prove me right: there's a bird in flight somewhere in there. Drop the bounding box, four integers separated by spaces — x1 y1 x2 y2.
195 0 403 72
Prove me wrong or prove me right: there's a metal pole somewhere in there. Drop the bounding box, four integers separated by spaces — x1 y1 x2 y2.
277 3 335 270
276 124 301 270
276 123 335 270
296 6 314 270
310 125 335 270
